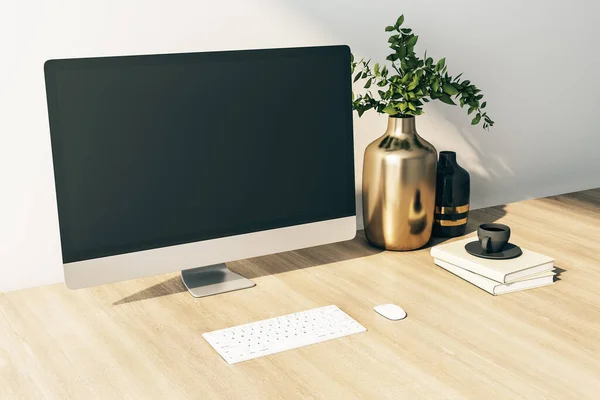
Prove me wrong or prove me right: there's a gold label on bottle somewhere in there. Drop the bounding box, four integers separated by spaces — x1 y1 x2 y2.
434 218 468 226
434 204 469 215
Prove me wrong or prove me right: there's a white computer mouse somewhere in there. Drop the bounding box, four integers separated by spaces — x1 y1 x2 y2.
374 304 407 320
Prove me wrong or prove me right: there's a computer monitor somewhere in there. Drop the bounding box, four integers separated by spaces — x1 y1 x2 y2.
44 45 356 297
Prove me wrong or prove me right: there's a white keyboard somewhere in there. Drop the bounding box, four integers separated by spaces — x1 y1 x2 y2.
203 305 366 364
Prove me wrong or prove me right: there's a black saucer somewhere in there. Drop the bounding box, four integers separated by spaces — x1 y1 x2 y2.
465 241 523 260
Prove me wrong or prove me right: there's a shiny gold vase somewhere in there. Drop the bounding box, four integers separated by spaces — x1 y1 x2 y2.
362 116 437 250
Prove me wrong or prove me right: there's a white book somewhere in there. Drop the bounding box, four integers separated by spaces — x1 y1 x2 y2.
435 258 555 295
430 237 554 283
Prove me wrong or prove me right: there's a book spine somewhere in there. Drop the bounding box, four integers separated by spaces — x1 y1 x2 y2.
430 247 506 282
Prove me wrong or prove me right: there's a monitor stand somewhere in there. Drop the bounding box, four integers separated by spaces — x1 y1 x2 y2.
180 264 255 298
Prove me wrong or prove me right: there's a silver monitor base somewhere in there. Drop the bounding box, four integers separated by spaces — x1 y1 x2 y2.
180 264 255 298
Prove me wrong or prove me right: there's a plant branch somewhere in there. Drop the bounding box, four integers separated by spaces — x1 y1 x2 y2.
351 15 494 129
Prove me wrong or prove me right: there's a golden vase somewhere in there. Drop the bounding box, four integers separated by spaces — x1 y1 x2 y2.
362 116 437 250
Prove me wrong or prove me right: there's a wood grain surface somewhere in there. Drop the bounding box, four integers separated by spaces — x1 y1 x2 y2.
1 189 600 399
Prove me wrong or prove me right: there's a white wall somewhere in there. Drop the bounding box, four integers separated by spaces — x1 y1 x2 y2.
2 0 599 292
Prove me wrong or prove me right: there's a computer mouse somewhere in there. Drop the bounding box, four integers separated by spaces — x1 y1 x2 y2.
374 304 407 320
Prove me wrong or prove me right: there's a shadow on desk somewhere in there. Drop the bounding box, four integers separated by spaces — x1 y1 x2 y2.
113 231 381 305
114 206 510 305
554 266 566 282
112 276 188 305
424 204 507 249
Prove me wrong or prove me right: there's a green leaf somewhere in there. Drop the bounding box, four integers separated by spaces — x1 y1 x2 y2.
401 28 412 34
361 72 368 78
467 106 475 115
439 93 456 105
364 78 372 89
436 57 446 71
481 101 487 108
386 54 397 62
407 75 419 91
397 45 407 59
422 98 430 103
442 83 459 96
374 63 380 75
398 102 408 111
453 72 463 82
408 102 416 111
432 79 440 92
472 113 482 125
426 57 433 68
406 35 418 46
383 105 397 115
385 26 395 32
353 73 362 83
395 15 405 28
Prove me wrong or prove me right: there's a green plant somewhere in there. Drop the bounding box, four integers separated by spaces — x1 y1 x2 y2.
352 15 494 129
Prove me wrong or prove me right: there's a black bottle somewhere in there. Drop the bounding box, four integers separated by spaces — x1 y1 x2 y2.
433 151 470 237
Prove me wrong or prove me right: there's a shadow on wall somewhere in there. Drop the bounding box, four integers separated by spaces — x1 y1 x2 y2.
281 0 523 211
419 105 515 210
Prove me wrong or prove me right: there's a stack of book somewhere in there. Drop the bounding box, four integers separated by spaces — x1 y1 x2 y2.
430 238 555 295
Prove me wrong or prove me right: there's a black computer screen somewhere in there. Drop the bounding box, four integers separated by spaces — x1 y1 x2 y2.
44 46 355 263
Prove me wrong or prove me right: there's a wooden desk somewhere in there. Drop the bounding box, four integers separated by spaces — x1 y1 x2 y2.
2 189 600 399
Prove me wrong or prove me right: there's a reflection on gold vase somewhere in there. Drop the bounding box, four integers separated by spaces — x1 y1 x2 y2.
362 116 437 250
